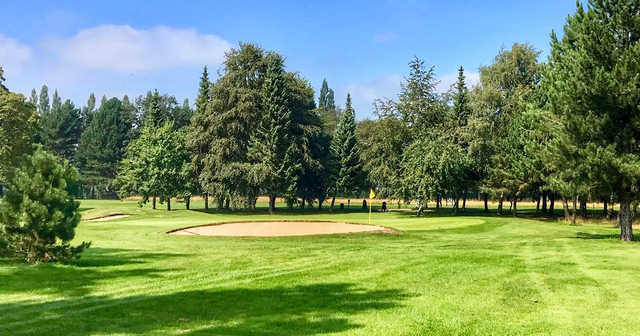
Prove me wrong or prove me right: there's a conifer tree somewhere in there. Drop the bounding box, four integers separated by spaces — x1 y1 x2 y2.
51 89 61 112
76 98 131 198
188 66 212 209
452 66 470 126
545 0 640 240
330 94 364 203
248 56 299 214
81 93 96 131
39 99 82 163
0 67 6 91
29 89 37 106
38 85 50 115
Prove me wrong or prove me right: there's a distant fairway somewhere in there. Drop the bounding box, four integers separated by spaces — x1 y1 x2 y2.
1 199 639 335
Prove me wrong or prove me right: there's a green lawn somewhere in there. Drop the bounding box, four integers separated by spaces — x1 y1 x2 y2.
1 199 639 335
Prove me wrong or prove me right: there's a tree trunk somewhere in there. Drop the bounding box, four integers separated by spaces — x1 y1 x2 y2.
152 196 156 210
541 190 548 213
512 198 517 217
167 197 171 211
436 195 441 211
462 194 467 211
536 194 540 213
497 194 504 215
571 196 577 225
186 196 190 210
549 193 555 214
563 197 570 223
301 198 306 209
452 198 459 215
268 195 275 215
579 197 587 218
603 199 608 218
619 197 633 241
483 193 489 212
217 198 224 209
318 198 324 210
330 195 336 209
204 193 209 210
225 198 230 209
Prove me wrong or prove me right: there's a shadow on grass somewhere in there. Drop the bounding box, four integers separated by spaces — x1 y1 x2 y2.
0 248 188 297
0 283 408 335
575 232 627 240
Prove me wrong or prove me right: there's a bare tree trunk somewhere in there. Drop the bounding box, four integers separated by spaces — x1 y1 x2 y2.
152 196 156 210
619 197 633 241
549 193 555 214
186 196 190 210
579 197 587 218
541 190 548 213
512 198 517 217
603 199 608 218
571 196 577 225
497 194 504 215
452 198 459 215
217 198 224 209
225 198 230 209
483 193 489 213
462 193 467 211
330 195 336 209
536 194 540 213
167 197 171 211
268 195 275 215
204 193 209 210
301 198 306 209
563 197 570 222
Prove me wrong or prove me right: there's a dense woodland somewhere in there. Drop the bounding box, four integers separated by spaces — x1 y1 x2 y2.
0 0 639 263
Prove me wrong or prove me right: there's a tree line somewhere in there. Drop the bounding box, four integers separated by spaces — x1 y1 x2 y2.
1 0 639 253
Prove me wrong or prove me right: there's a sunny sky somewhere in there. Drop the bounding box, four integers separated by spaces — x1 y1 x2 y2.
1 0 578 118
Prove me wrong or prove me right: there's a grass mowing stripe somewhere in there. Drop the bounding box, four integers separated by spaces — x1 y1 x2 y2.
0 255 337 322
5 261 343 334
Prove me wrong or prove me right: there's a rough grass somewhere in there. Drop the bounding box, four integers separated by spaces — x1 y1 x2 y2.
1 199 639 335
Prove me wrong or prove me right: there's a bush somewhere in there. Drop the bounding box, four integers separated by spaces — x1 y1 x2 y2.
0 147 90 263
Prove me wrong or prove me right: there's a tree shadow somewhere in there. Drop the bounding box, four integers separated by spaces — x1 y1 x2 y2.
0 248 188 298
575 232 627 240
0 283 409 335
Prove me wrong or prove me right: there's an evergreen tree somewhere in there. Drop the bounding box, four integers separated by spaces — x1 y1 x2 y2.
51 89 61 112
331 94 364 203
29 89 37 106
76 98 132 198
545 0 640 240
38 85 50 115
187 66 212 208
0 66 6 91
80 93 96 131
317 79 339 134
319 79 330 109
39 99 82 163
451 66 470 125
248 57 299 214
0 147 89 263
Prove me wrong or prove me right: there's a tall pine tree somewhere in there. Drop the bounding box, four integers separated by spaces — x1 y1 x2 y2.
248 56 300 214
330 94 364 205
38 85 50 115
39 99 82 163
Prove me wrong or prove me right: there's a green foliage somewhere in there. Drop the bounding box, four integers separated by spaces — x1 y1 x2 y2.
331 94 364 197
0 66 6 91
545 0 640 239
0 89 38 184
38 85 50 115
317 78 339 134
248 57 300 212
39 99 82 163
76 97 132 198
0 147 89 263
116 122 192 209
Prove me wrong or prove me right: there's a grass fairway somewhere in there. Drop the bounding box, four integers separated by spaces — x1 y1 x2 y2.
1 200 639 335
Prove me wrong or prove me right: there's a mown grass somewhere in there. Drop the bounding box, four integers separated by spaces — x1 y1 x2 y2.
1 199 639 335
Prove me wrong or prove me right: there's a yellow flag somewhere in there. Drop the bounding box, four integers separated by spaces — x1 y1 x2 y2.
369 188 375 199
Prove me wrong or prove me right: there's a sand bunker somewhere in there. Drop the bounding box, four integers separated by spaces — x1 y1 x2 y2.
168 221 396 237
87 214 130 222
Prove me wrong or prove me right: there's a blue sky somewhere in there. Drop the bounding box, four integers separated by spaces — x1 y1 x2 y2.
1 1 577 118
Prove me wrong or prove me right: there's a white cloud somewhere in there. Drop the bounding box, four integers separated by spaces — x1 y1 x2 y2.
0 34 32 77
373 32 398 43
45 25 232 72
436 70 480 93
345 75 402 118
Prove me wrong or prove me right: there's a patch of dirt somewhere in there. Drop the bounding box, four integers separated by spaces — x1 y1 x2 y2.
168 221 399 237
86 214 130 222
